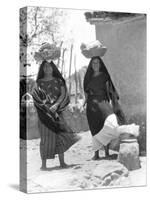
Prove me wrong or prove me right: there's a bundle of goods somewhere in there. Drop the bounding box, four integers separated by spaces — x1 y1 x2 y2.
34 43 61 62
80 40 107 58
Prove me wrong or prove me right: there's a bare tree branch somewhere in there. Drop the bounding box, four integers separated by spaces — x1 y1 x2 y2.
30 7 40 39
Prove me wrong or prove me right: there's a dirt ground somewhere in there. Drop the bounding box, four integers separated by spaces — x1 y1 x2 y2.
20 131 146 193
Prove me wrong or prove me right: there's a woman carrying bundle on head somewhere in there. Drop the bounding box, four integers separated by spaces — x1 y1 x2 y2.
32 60 80 169
83 56 138 160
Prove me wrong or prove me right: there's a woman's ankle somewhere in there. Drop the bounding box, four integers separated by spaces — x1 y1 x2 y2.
41 159 47 169
92 151 99 160
60 162 68 168
104 145 109 157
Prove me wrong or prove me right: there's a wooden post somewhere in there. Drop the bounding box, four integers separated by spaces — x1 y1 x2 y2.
57 41 63 68
68 44 73 96
63 61 66 79
61 48 66 75
78 73 84 99
74 54 78 104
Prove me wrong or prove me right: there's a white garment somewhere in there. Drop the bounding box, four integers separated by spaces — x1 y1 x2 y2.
92 114 139 151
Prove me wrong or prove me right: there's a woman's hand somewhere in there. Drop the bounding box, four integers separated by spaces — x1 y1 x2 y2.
79 100 86 112
78 99 87 112
82 99 87 109
49 103 58 113
83 92 88 108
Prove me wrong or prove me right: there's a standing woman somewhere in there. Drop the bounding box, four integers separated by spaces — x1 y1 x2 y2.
32 60 80 169
83 56 126 160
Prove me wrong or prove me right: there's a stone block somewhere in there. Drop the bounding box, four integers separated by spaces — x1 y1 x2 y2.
118 139 141 170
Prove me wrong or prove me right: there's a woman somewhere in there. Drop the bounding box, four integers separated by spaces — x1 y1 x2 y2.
83 56 137 160
32 60 80 169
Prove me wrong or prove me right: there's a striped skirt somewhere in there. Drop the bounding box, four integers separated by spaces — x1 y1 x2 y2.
38 117 80 160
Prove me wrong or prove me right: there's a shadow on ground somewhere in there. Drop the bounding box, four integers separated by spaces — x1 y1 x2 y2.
41 164 80 172
9 184 19 191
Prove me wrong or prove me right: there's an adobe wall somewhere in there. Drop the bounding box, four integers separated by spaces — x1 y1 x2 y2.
94 16 146 115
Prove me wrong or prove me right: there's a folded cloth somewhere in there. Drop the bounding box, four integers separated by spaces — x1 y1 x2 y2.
92 114 140 151
116 123 139 137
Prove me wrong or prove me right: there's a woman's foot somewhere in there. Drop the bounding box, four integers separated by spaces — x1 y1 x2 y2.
40 159 47 170
92 151 100 160
40 166 47 171
58 153 69 168
60 163 69 168
92 155 100 160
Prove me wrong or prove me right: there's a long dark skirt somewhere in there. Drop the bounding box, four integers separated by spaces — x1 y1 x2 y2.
38 112 80 160
86 96 113 136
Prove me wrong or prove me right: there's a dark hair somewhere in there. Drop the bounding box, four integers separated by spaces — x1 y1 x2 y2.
36 60 66 85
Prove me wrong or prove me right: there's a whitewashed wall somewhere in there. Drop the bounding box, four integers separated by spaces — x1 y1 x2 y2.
94 16 146 115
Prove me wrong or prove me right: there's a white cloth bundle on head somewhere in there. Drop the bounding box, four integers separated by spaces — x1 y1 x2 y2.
80 40 107 58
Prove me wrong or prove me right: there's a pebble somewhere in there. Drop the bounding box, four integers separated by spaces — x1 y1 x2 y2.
111 173 120 180
102 176 112 186
79 180 88 189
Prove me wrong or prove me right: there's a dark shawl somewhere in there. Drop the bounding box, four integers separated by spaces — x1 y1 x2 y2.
84 56 126 124
32 61 70 133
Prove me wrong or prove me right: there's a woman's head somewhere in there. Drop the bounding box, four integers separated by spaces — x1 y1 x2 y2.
36 60 65 84
43 62 53 76
83 57 109 89
36 61 52 81
91 57 102 73
83 56 119 100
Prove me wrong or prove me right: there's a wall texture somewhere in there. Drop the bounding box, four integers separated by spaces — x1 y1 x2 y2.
94 16 146 116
